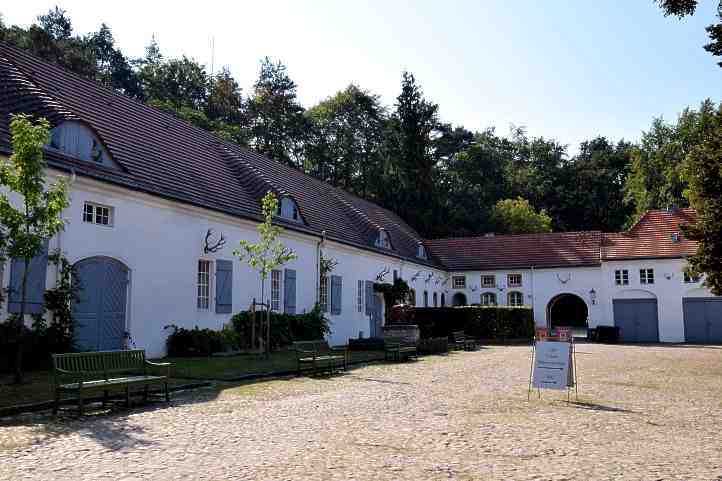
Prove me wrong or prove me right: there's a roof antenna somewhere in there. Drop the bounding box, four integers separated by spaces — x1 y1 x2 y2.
210 36 215 78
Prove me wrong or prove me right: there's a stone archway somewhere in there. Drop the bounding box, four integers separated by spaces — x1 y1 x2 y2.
547 293 588 329
452 292 467 307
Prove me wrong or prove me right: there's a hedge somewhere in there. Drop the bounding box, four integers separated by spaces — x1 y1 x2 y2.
165 325 237 357
417 337 449 355
231 306 330 351
403 306 534 340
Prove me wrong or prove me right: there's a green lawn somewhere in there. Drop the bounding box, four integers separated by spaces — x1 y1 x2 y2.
0 350 386 410
164 350 386 380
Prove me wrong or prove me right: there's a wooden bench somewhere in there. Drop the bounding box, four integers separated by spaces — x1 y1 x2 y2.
384 337 418 362
451 331 477 351
52 350 171 415
292 340 348 376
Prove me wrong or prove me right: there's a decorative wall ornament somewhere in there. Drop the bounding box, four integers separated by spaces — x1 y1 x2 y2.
441 276 449 286
411 271 421 282
434 275 442 285
204 229 226 253
556 273 571 284
375 266 391 282
424 272 434 284
470 285 478 292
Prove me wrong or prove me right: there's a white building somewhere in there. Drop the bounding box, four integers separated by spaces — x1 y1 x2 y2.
0 44 719 357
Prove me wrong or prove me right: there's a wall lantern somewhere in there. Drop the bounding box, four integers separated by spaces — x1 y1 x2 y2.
589 288 597 305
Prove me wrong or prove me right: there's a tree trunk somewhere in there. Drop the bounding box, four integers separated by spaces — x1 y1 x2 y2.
13 257 29 384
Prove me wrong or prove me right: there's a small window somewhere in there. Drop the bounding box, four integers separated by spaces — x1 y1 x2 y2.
481 275 495 288
197 260 212 310
507 291 524 307
320 276 329 312
417 243 427 259
671 232 680 243
433 292 438 307
640 268 654 285
375 229 392 249
408 289 416 306
357 280 364 313
440 293 445 307
83 202 113 226
393 270 398 281
452 276 466 289
481 292 497 306
277 196 301 223
271 270 282 311
423 290 429 307
507 274 522 288
615 269 629 286
684 271 700 283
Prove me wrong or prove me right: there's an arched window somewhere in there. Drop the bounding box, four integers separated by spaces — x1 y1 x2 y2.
417 243 427 260
277 196 302 223
481 292 497 306
408 289 416 306
375 229 392 249
423 290 429 307
507 291 524 307
433 292 438 307
440 293 446 307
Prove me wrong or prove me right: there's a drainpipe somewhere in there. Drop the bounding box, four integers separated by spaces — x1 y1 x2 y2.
316 230 326 304
56 168 76 286
530 265 535 325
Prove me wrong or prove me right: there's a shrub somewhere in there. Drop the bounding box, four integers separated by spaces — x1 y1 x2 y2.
165 325 231 357
0 316 75 372
348 337 385 351
406 306 534 341
417 337 449 355
230 305 330 351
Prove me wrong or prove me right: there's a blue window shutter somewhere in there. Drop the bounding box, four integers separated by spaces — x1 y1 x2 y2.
365 280 374 315
330 275 342 315
215 260 233 314
284 269 296 314
8 240 49 314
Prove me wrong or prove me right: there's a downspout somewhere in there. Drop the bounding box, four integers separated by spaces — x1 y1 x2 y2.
316 230 326 304
530 265 535 326
56 168 76 286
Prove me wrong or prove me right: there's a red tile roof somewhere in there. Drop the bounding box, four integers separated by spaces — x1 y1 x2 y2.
425 231 602 271
601 208 698 260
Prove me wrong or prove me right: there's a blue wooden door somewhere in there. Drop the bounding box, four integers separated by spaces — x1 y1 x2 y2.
613 299 659 343
73 257 129 351
683 298 722 343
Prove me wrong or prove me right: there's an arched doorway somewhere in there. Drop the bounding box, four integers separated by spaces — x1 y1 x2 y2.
452 292 467 306
73 256 129 351
547 293 588 329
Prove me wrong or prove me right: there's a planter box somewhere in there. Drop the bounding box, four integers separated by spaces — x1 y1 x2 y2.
383 325 419 343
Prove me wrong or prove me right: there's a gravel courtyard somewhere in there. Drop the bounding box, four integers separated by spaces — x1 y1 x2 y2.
2 344 722 481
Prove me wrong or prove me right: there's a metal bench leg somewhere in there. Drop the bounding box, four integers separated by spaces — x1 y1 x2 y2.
53 390 60 415
78 391 84 416
143 385 149 403
125 386 131 408
102 390 109 408
164 382 170 402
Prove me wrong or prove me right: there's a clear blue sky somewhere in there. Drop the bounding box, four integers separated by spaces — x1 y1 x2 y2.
4 1 720 153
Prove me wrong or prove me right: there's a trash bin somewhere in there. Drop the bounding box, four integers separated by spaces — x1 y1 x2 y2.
596 325 620 343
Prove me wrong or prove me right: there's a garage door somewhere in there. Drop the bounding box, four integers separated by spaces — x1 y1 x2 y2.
613 299 659 343
683 298 722 343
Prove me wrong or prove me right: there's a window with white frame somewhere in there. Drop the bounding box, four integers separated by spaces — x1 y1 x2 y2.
481 275 495 288
507 291 524 307
452 275 466 289
271 270 282 311
481 292 497 306
357 280 364 312
684 271 700 283
640 268 654 285
615 269 629 286
507 273 522 287
83 202 113 226
320 276 329 312
197 260 212 309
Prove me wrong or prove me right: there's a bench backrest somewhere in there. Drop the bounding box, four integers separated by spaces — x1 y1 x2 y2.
384 336 406 346
292 340 330 353
452 331 466 340
52 350 147 379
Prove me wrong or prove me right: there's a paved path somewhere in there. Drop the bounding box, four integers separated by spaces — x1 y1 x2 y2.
2 344 722 480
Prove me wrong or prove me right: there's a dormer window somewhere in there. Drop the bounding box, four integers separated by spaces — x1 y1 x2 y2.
276 196 302 223
417 243 427 260
49 121 117 168
671 232 680 243
375 229 391 249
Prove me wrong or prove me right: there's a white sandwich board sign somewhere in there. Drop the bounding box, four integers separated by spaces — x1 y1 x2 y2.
532 340 572 390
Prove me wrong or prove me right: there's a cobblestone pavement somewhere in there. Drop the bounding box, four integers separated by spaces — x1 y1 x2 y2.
2 344 722 481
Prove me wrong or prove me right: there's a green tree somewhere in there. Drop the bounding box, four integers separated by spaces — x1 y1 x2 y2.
88 23 142 98
247 58 308 168
0 115 69 383
233 192 297 355
490 197 552 234
681 102 722 295
657 0 722 66
625 100 717 222
305 85 387 196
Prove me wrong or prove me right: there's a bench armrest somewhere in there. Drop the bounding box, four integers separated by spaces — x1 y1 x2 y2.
145 360 172 376
330 345 348 351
